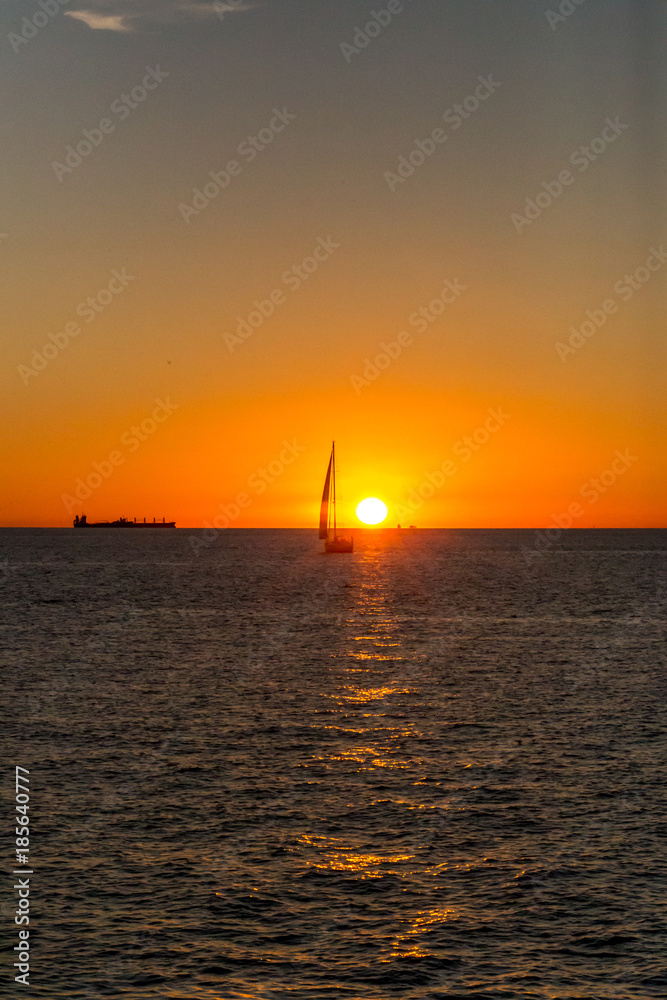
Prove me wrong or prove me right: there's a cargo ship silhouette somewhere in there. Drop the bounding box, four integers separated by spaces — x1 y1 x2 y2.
73 515 175 528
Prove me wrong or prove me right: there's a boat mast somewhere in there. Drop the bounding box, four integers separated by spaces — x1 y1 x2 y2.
332 441 337 537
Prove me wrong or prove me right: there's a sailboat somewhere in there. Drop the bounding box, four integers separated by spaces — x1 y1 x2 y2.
319 442 354 553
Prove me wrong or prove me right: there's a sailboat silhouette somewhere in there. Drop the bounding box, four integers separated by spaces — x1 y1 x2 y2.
319 442 354 553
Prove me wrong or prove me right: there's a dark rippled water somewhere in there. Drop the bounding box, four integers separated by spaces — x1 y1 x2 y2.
1 528 666 999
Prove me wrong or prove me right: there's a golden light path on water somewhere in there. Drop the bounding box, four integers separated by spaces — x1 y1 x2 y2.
305 537 468 962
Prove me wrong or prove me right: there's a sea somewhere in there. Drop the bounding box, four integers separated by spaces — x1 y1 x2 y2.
1 528 665 1000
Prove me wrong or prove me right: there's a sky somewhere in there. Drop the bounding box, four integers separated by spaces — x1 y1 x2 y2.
1 0 665 527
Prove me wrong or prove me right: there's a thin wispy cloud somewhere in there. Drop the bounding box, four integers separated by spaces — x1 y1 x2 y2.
64 0 254 33
66 10 131 32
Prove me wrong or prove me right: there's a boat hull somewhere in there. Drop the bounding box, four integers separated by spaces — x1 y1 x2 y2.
324 536 354 553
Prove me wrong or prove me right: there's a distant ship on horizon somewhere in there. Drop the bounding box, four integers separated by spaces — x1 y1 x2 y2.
73 515 176 528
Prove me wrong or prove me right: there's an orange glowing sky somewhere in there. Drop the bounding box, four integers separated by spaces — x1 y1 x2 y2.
1 0 665 527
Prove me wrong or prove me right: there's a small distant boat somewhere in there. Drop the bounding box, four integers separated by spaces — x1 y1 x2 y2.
319 442 353 553
73 515 176 528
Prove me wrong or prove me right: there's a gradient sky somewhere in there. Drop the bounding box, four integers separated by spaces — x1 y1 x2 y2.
2 0 665 527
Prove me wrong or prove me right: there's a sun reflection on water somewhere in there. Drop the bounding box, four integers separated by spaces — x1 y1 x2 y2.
388 907 461 959
295 833 416 877
321 543 431 773
298 540 475 967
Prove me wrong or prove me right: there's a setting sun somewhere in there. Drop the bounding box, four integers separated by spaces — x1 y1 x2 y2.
356 497 388 525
